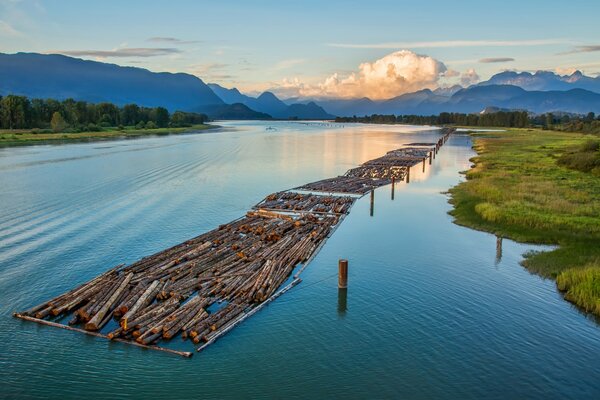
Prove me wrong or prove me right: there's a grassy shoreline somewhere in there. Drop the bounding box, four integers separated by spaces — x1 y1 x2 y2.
448 127 600 317
0 123 216 147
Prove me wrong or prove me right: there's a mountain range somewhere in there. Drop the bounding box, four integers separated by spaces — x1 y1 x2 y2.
0 53 270 119
1 52 599 119
207 84 333 119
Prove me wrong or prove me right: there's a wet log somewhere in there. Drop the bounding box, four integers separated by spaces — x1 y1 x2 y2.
85 273 133 331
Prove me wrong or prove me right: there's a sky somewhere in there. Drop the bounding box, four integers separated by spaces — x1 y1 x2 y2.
1 0 600 99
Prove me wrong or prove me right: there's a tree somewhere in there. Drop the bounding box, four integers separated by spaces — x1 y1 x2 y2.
50 112 67 132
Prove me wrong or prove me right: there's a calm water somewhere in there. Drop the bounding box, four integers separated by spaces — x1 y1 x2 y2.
1 121 599 399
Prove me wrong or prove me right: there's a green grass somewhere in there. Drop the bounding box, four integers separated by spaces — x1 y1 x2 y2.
449 128 600 316
0 124 215 147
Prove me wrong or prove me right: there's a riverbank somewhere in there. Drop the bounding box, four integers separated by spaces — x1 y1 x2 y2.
449 128 600 316
0 124 215 147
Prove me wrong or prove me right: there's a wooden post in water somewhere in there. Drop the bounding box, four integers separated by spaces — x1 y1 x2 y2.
429 151 433 164
391 176 395 200
406 166 410 183
338 259 348 289
370 189 375 216
495 236 503 264
422 157 426 173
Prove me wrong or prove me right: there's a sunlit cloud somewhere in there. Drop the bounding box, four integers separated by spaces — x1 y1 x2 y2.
271 50 448 100
327 39 570 49
48 48 182 58
479 57 515 63
460 68 480 86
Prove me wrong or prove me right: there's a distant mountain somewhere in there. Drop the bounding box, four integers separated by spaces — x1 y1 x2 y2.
309 84 600 116
478 70 600 93
0 52 269 120
433 85 462 97
208 83 333 119
204 103 272 120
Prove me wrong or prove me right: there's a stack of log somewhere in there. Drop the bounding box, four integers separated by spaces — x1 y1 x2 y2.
344 165 405 181
16 127 455 355
295 176 383 195
254 191 355 215
19 212 338 349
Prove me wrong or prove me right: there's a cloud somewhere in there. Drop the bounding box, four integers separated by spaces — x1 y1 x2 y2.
327 39 570 49
563 45 600 54
50 48 181 58
271 50 447 100
0 20 20 36
189 63 234 81
460 68 480 86
479 57 515 63
147 37 201 44
443 69 460 78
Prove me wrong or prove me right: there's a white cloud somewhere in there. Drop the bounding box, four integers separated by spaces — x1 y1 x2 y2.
327 39 571 49
272 50 447 100
460 68 480 86
49 48 181 58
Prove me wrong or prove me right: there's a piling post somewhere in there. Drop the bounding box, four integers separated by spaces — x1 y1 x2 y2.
370 189 374 216
406 166 410 183
338 259 348 289
429 151 432 164
495 236 503 263
422 158 426 173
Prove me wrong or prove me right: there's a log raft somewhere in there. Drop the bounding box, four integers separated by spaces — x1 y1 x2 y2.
14 128 454 357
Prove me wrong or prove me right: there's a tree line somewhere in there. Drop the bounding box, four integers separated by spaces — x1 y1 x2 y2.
0 95 208 132
335 111 600 134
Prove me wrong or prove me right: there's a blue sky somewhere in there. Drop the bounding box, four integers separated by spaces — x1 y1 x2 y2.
1 0 599 98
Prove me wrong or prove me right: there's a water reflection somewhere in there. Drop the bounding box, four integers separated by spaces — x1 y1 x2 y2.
337 288 348 317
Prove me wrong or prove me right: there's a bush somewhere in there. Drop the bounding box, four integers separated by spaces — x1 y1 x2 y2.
135 121 146 129
87 123 101 132
145 121 157 129
557 140 600 173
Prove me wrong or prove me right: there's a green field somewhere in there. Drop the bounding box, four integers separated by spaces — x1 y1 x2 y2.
449 128 600 316
0 124 215 147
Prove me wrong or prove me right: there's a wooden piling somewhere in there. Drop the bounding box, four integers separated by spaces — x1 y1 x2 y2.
338 259 348 289
406 166 410 183
422 158 426 173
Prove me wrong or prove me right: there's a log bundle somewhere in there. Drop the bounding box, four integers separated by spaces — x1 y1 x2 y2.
15 128 454 357
254 191 355 215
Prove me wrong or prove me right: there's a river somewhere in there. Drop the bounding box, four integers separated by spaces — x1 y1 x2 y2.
1 121 599 399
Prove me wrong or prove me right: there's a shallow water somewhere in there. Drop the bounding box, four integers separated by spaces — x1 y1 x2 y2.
1 121 599 399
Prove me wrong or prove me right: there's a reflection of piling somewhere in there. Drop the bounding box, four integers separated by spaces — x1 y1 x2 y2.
370 189 374 216
406 166 411 183
422 157 426 173
391 177 395 200
429 151 433 164
495 236 503 263
338 259 348 289
337 288 347 316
